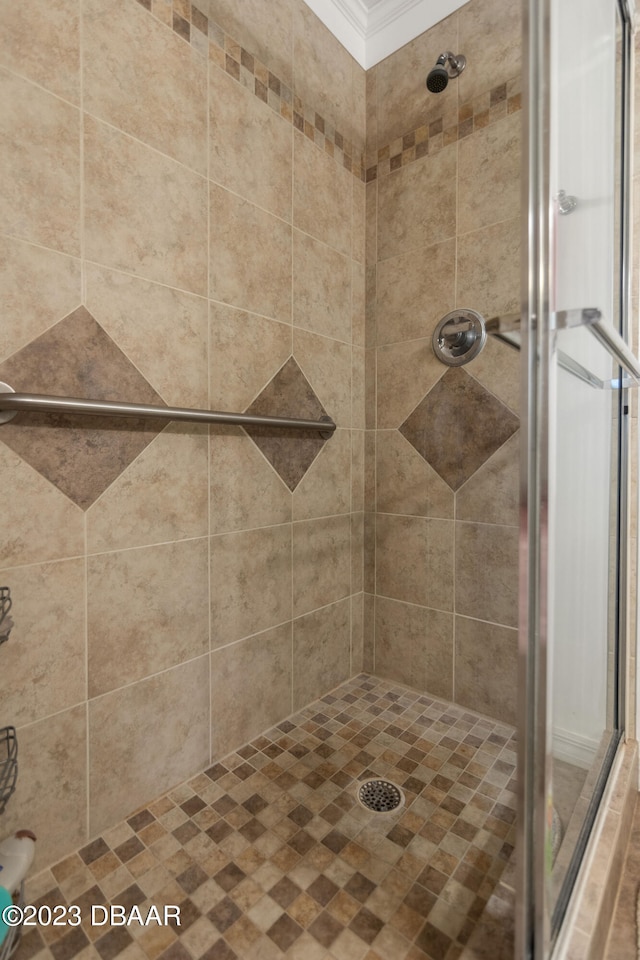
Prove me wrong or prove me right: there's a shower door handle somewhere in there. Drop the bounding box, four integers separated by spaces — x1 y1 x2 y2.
486 308 640 389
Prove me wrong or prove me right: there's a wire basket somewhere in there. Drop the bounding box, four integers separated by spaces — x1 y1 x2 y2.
0 728 17 815
0 882 25 960
0 587 12 647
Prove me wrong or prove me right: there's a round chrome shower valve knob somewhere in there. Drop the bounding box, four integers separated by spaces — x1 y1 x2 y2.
432 309 487 366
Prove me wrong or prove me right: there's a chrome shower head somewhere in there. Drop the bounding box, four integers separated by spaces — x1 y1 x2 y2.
426 52 466 93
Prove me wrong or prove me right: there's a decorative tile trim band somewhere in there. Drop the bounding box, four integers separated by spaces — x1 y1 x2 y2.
135 0 366 181
367 78 522 182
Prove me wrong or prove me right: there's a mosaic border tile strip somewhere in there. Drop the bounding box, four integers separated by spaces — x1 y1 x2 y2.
367 78 522 182
135 0 522 189
135 0 366 181
23 674 516 960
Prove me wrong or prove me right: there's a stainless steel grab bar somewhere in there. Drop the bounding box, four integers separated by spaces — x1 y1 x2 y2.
0 382 336 436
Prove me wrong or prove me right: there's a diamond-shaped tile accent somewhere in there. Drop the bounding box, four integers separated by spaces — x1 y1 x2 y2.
0 306 167 508
244 357 330 491
399 367 519 491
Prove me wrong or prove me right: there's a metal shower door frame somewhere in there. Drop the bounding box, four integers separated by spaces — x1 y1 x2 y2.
516 0 635 957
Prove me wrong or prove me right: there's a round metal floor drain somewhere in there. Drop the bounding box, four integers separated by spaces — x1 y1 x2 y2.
357 779 404 813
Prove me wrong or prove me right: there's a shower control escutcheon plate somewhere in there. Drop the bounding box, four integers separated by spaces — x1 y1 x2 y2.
432 309 487 366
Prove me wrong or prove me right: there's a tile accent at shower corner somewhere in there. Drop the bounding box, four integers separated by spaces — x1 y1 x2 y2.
293 0 364 157
399 367 519 491
366 76 522 184
0 306 168 509
132 0 365 180
243 356 330 492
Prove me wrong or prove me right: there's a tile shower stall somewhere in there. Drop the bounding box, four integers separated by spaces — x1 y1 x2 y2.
0 0 523 957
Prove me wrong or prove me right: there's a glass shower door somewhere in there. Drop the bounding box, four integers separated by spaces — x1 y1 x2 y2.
518 0 633 956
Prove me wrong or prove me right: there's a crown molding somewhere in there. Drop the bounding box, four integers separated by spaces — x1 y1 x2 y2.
302 0 467 68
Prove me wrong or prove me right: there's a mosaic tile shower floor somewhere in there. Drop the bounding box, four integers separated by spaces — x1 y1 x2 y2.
19 675 517 960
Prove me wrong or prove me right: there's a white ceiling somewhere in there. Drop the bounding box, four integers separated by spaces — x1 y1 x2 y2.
302 0 468 69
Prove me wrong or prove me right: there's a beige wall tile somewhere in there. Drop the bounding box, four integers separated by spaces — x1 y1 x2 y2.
210 427 292 534
366 65 377 161
293 230 351 342
210 183 292 322
0 559 85 726
84 117 208 295
364 512 375 595
210 303 291 412
456 217 521 320
0 236 81 362
376 339 444 429
87 539 209 697
352 260 366 347
210 64 292 220
352 429 365 513
365 346 376 429
455 615 518 724
456 432 520 526
374 595 453 699
84 0 207 174
85 265 209 409
292 598 351 709
0 0 80 102
4 706 87 872
293 132 352 257
352 511 364 596
210 624 292 758
293 0 362 152
293 328 352 427
89 656 210 834
376 429 454 519
457 0 521 104
375 12 459 148
455 522 519 627
363 592 375 672
353 180 366 266
86 425 209 554
0 69 80 255
352 346 365 430
375 514 454 611
364 431 376 512
203 0 294 87
377 146 457 262
468 335 520 414
210 524 292 647
376 238 455 345
458 114 521 235
292 515 351 617
292 427 351 520
0 442 84 566
351 592 364 673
